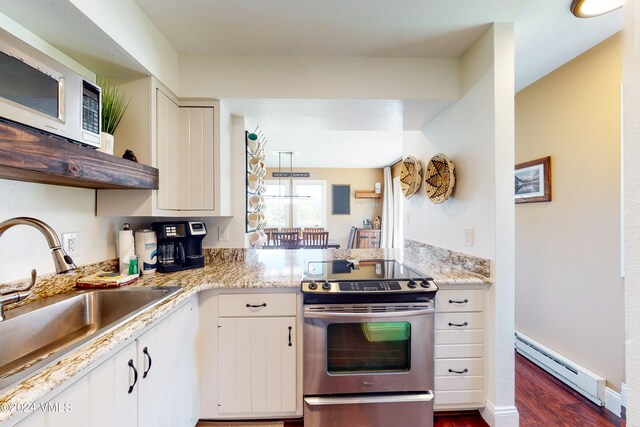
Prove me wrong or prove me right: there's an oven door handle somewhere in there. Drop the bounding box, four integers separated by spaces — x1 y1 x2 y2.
304 308 434 319
304 392 433 406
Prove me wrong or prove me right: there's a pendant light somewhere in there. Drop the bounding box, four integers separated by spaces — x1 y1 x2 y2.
263 151 310 200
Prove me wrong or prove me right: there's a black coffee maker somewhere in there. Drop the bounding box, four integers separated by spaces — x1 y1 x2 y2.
151 221 207 273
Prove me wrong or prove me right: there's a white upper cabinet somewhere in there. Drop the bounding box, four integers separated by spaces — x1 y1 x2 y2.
96 76 231 217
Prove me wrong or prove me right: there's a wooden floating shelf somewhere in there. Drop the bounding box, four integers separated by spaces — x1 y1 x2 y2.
355 191 382 199
0 119 159 190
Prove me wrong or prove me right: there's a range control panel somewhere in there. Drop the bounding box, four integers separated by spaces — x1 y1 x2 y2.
301 278 435 294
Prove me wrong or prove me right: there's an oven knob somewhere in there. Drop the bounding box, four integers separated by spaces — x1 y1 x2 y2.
420 279 431 288
308 282 318 290
407 279 417 289
322 281 332 290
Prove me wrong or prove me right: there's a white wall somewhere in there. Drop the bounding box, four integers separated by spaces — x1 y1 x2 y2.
0 180 119 283
624 0 640 423
403 24 517 426
180 55 460 100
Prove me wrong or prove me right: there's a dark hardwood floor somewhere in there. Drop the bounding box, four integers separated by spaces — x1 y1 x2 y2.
284 352 621 426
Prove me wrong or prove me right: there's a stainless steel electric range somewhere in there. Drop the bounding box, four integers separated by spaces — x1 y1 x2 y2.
301 259 438 427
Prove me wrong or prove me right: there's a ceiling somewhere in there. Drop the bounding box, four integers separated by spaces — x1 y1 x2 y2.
0 0 623 168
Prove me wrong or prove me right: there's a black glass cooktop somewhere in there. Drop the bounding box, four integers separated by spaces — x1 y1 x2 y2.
303 259 428 282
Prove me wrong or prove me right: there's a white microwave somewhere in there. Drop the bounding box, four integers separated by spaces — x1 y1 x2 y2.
0 28 101 148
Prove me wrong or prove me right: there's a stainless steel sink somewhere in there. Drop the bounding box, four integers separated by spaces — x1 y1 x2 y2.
0 286 181 392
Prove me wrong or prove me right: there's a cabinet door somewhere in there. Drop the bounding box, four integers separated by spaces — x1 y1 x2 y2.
137 300 198 427
179 107 215 210
218 317 297 415
156 89 180 210
44 376 89 427
87 341 138 427
14 411 44 427
136 325 167 427
174 299 199 427
356 229 380 248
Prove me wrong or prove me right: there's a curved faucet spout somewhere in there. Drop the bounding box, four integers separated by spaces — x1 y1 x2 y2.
0 217 77 273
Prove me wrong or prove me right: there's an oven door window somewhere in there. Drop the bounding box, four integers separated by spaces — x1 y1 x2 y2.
327 322 411 374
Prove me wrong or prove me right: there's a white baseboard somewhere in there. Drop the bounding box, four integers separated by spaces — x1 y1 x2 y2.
480 400 519 427
622 382 627 408
605 387 622 417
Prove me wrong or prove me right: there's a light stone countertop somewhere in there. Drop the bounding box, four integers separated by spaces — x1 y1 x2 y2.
0 247 490 424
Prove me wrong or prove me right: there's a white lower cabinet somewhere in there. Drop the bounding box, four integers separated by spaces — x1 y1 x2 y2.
218 317 297 415
13 296 198 427
434 288 485 411
206 291 301 419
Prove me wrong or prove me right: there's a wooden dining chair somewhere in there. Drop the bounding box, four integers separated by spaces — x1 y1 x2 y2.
347 226 358 249
263 228 279 246
272 231 301 249
281 227 302 238
303 227 324 233
302 231 329 249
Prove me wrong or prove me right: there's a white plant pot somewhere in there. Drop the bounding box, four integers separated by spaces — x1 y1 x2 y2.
97 132 114 155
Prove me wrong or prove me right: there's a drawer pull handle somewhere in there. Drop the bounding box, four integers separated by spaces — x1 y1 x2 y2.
127 359 138 394
449 299 469 304
448 368 469 375
246 303 267 308
448 321 469 327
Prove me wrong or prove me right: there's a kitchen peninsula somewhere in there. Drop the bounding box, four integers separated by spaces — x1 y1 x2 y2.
0 246 489 426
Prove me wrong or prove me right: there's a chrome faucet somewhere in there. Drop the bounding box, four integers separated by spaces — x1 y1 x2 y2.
0 217 77 321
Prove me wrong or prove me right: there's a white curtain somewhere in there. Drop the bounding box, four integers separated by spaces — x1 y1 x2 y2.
381 166 394 248
392 176 404 249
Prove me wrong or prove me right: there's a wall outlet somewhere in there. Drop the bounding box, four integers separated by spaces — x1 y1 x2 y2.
464 228 474 247
62 232 79 256
218 226 229 242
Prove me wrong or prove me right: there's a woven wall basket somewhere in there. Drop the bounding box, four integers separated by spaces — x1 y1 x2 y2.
400 155 423 198
424 153 456 204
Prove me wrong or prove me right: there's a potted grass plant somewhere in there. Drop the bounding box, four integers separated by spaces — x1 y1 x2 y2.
97 77 129 155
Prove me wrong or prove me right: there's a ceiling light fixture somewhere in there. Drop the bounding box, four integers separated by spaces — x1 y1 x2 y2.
570 0 623 18
263 151 310 200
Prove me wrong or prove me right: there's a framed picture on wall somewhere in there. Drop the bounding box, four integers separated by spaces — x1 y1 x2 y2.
332 184 351 215
515 156 551 203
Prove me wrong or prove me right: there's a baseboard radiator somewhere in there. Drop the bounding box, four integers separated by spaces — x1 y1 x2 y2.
515 331 605 406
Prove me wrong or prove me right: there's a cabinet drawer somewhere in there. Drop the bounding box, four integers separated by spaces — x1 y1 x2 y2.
435 329 483 345
435 312 483 330
436 289 484 313
219 293 297 317
434 390 484 406
435 375 484 391
435 344 483 359
434 358 484 376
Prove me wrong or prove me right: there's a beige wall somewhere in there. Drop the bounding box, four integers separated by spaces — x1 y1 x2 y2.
265 168 383 247
515 34 624 391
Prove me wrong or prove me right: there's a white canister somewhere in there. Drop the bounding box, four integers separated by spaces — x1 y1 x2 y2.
135 229 157 274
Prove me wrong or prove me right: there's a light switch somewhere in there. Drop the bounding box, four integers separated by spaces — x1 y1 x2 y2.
464 228 474 246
